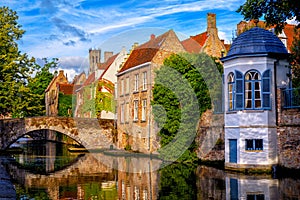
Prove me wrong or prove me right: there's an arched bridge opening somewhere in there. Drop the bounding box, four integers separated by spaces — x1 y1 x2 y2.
0 117 117 151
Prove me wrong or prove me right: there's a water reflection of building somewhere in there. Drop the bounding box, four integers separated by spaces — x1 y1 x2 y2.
118 169 159 200
196 165 280 200
226 174 279 200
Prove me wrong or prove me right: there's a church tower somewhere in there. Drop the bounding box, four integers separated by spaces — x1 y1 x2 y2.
89 48 101 74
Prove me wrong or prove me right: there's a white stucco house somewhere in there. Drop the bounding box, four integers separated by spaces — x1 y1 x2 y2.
221 27 290 171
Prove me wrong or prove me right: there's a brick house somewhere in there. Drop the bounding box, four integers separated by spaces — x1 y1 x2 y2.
45 70 74 116
181 13 230 57
116 30 186 153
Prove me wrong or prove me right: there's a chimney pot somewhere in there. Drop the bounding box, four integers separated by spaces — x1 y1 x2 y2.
150 34 155 40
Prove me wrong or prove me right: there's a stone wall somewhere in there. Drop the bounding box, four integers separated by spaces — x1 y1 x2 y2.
0 117 116 150
196 109 224 161
277 108 300 169
277 89 300 169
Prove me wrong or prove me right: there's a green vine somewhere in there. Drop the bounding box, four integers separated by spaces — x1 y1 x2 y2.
95 80 116 118
80 83 96 118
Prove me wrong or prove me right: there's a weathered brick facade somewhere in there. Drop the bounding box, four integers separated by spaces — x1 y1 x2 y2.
277 89 300 169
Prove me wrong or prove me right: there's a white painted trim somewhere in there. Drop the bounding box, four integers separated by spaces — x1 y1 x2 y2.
117 62 151 76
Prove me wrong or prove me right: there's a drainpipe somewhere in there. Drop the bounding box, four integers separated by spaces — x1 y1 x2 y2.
148 64 151 151
274 59 279 127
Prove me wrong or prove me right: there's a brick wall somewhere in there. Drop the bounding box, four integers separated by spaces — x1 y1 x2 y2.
277 88 300 169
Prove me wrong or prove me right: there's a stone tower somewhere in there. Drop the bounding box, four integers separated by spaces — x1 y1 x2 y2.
89 48 101 74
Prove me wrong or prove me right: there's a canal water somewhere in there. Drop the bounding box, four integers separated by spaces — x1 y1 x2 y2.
0 139 300 199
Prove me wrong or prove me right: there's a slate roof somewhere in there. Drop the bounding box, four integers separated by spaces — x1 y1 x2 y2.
223 27 288 60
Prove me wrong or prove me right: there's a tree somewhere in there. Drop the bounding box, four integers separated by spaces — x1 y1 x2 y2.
27 58 57 116
238 0 300 88
0 6 38 117
152 53 223 162
237 0 299 33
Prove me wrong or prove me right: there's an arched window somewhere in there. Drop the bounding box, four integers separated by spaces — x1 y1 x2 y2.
245 70 261 109
228 72 235 110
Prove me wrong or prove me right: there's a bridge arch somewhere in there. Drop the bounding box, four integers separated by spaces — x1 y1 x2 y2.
0 117 116 150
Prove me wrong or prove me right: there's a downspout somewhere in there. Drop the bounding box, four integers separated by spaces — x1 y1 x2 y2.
148 64 151 151
274 59 279 127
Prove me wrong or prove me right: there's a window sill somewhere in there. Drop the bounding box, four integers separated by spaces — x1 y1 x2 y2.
133 91 139 94
133 120 138 123
141 120 146 123
245 150 263 152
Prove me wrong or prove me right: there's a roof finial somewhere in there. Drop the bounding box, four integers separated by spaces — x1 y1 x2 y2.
253 19 259 27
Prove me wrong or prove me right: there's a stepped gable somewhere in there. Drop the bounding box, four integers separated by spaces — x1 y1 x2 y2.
118 30 176 73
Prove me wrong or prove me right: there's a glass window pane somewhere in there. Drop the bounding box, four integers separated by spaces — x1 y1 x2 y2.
255 100 261 108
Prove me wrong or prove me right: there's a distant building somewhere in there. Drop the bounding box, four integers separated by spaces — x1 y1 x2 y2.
45 70 74 116
74 48 127 118
96 47 127 119
181 13 229 57
116 30 186 153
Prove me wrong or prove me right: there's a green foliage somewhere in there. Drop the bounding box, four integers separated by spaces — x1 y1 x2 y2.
159 163 197 200
0 6 36 117
27 58 57 116
237 0 299 34
58 92 73 117
152 53 223 162
290 28 300 88
95 81 116 118
0 7 57 117
81 83 96 117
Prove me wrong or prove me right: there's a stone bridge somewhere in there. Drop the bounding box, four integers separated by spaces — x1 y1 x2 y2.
0 117 117 150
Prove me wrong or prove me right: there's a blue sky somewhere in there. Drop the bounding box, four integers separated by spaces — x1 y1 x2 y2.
2 0 247 79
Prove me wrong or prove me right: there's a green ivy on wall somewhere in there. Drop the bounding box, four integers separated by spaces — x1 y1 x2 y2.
80 83 96 118
95 80 115 118
58 92 73 117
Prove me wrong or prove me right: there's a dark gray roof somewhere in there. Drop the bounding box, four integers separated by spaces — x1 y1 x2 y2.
221 27 288 61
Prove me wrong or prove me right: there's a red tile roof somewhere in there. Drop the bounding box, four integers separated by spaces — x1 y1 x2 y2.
283 24 296 52
58 83 74 95
181 32 208 53
99 53 118 72
118 30 175 73
83 72 95 86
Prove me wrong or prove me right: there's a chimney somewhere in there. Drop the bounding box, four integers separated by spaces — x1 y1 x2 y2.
150 34 155 40
104 51 113 62
207 13 217 32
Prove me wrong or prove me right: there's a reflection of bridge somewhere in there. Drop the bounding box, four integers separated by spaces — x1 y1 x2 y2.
2 154 117 200
0 117 117 150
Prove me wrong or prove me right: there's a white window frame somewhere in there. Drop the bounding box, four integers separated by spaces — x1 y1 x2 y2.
134 74 139 92
142 71 147 91
133 100 139 121
120 103 124 123
121 79 124 96
125 77 130 94
125 102 129 123
142 99 147 121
